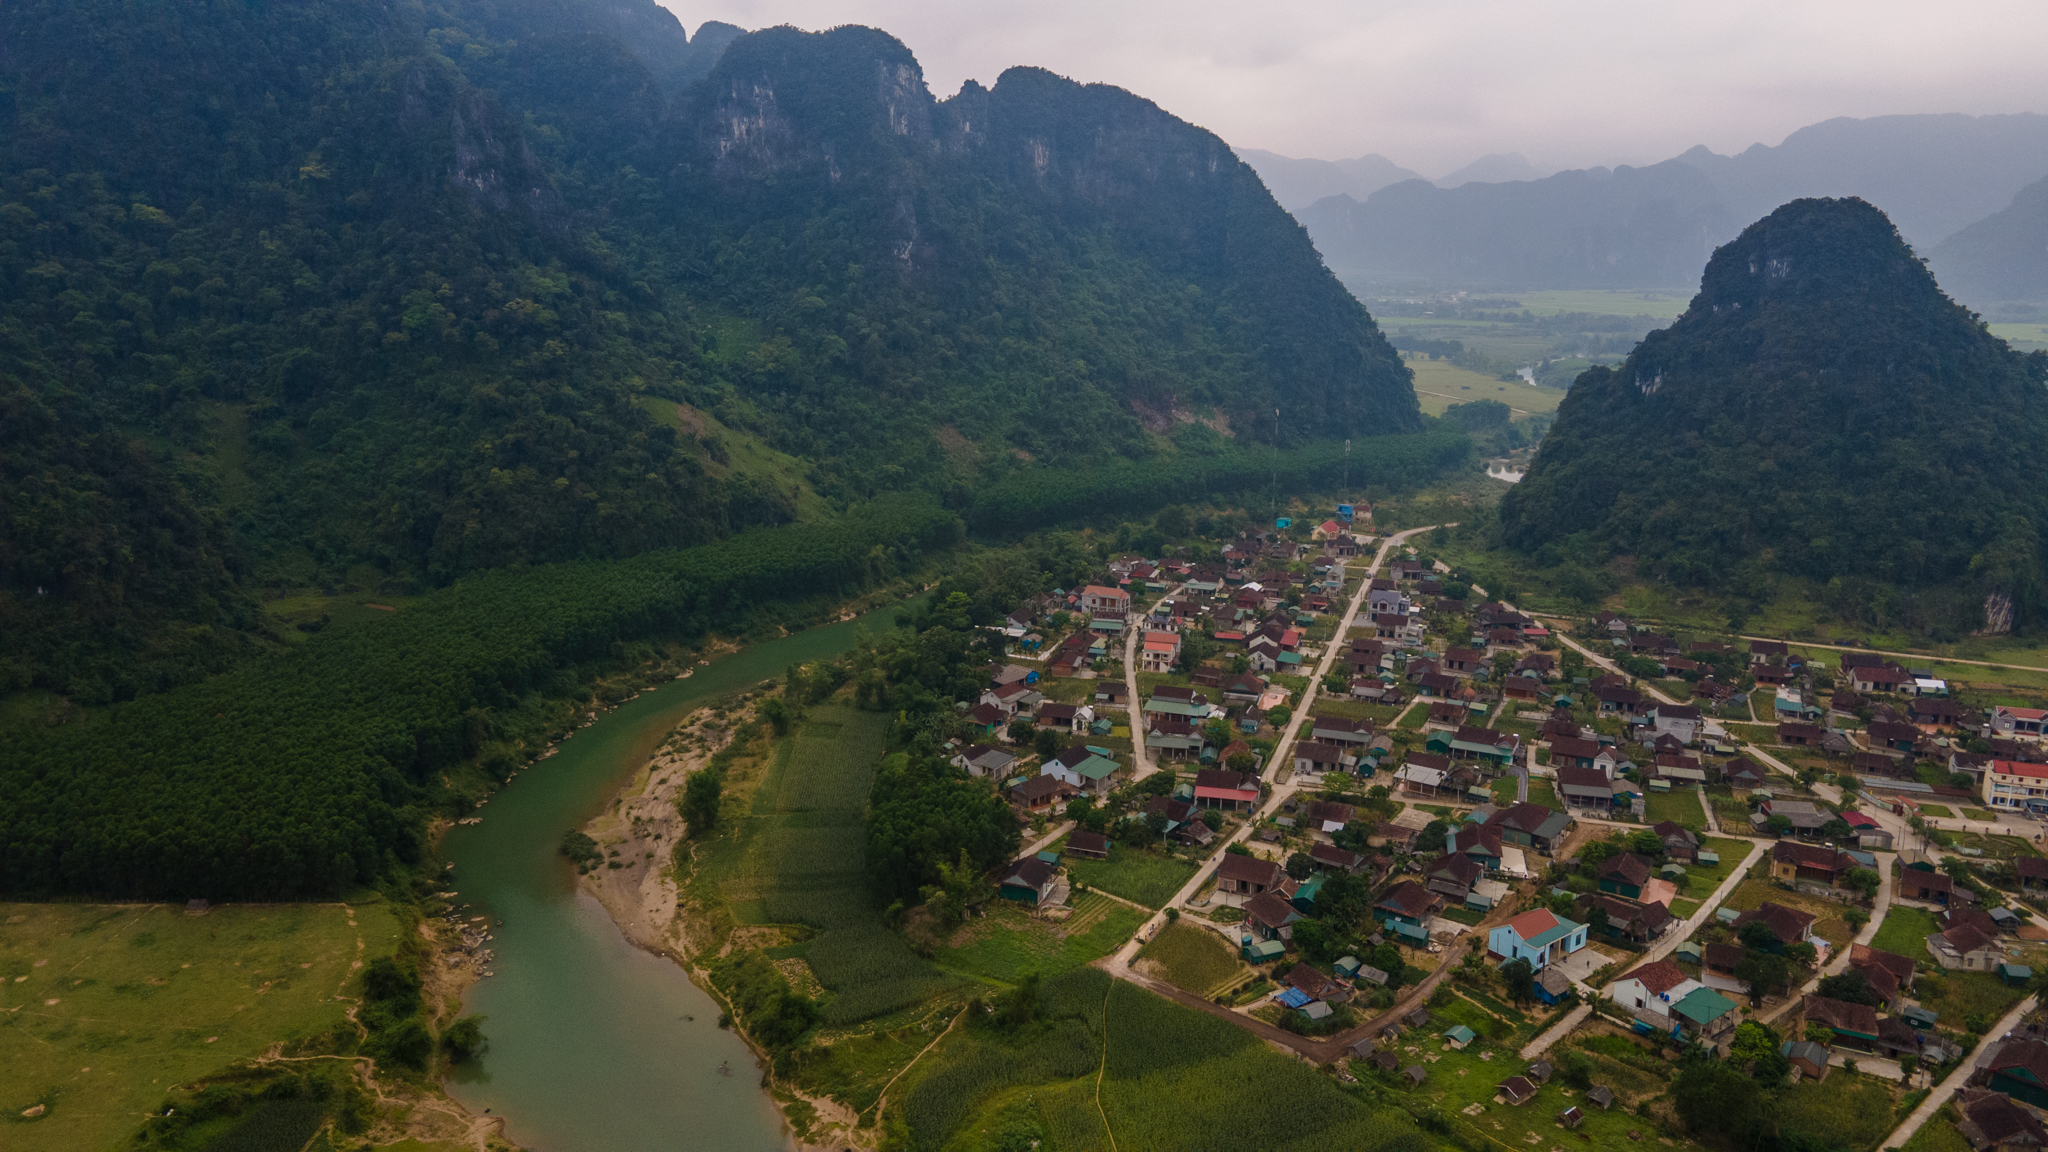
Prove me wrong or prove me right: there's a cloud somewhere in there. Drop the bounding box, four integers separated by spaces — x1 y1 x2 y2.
665 0 2048 176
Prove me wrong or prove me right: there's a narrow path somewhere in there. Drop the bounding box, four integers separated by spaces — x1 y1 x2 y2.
1520 1004 1591 1059
1881 994 2038 1150
1093 978 1121 1152
867 1005 968 1123
1738 634 2048 675
1021 821 1076 857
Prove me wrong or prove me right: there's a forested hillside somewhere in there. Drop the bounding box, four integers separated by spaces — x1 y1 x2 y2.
0 0 1424 702
1499 198 2048 633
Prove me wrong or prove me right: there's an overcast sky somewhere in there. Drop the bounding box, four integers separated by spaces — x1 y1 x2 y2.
665 0 2048 177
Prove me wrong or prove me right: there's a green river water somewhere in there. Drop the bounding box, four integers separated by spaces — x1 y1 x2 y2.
441 598 913 1151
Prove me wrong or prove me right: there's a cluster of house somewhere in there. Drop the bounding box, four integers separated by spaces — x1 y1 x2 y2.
1959 1034 2048 1149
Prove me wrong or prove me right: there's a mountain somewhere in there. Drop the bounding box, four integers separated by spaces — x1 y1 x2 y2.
1233 149 1426 211
0 0 1419 702
1928 174 2048 304
1298 161 1728 287
1499 198 2048 627
1435 152 1548 187
1295 113 2048 294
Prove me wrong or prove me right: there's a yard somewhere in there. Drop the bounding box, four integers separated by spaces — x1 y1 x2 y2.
1716 878 1856 945
0 901 404 1152
1918 804 1956 819
1063 843 1200 909
1384 1012 1709 1152
1688 836 1758 886
1644 788 1708 830
1947 832 2042 860
939 894 1147 983
1959 808 2001 823
1870 906 2032 1027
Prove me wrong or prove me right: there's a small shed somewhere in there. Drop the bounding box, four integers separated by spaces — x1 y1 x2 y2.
1674 941 1703 964
1715 907 1740 924
1527 1059 1554 1084
1404 1065 1427 1086
2000 962 2034 986
1443 1025 1476 1049
1334 954 1363 978
1558 1107 1584 1131
1356 964 1391 986
1349 1037 1377 1059
1242 937 1287 963
1496 1075 1537 1105
1585 1085 1615 1110
1302 1000 1333 1021
1696 850 1720 866
1405 1008 1431 1028
1901 1006 1940 1029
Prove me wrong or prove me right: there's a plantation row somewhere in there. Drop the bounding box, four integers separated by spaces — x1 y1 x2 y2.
0 495 961 901
747 709 962 1025
965 430 1473 534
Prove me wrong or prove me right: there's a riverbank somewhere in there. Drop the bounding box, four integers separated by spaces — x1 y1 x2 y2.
575 690 867 1152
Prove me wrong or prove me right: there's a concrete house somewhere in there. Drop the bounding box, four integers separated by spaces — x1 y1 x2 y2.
1487 908 1588 971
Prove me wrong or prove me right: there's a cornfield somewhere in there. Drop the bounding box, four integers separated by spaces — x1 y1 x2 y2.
899 1022 1099 1151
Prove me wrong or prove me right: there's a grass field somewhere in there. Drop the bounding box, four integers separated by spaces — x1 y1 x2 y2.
1135 921 1246 998
1960 808 2001 823
1949 832 2043 860
637 396 829 519
1871 906 2032 1026
1407 359 1564 419
1063 844 1199 909
940 895 1146 984
1 901 403 1152
1689 837 1756 886
1919 804 1956 819
1513 288 1691 319
893 969 1428 1152
1898 1113 1976 1152
1645 788 1708 830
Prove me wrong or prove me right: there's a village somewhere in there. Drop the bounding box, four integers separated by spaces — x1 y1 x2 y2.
944 507 2048 1152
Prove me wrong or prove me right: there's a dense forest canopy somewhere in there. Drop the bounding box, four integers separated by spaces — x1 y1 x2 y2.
1500 197 2048 632
0 0 1423 701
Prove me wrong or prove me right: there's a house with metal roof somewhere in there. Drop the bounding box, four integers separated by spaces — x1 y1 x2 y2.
1670 986 1740 1046
1486 908 1588 970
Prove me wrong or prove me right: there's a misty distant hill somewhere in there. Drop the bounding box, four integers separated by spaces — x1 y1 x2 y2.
1299 161 1727 288
1288 112 2048 299
1928 174 2048 304
1435 152 1548 188
1234 148 1425 212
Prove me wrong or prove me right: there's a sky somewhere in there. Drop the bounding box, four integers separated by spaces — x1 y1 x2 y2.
664 0 2048 178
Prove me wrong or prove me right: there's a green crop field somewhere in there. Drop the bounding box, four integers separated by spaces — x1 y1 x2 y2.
708 707 959 1025
1408 359 1563 418
1 901 403 1152
1135 922 1245 997
1064 844 1199 909
1512 288 1691 319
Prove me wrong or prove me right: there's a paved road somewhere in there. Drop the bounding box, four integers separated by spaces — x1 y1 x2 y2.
1122 581 1185 780
1520 1003 1592 1059
1737 634 2048 676
1096 526 1444 1058
1883 994 2039 1150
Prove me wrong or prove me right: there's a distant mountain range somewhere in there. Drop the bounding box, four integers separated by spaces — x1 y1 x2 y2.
1233 149 1425 212
1250 114 2048 304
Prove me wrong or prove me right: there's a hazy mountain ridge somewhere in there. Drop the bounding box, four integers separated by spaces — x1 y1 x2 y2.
1274 113 2048 297
1233 148 1426 211
1499 197 2048 630
1929 173 2048 304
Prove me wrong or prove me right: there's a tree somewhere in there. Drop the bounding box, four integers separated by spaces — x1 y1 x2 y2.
681 768 725 836
1008 718 1035 744
1736 951 1793 999
760 696 793 736
1843 907 1870 930
1738 919 1779 951
1672 1061 1764 1145
1033 728 1061 758
1416 819 1451 854
1555 1049 1593 1089
1628 830 1664 857
1817 967 1882 1007
1728 1020 1779 1067
1765 813 1793 836
441 1014 488 1062
1285 852 1315 880
1804 1022 1835 1044
1500 957 1536 1005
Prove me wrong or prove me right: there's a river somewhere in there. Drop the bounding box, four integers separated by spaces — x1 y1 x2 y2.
440 598 915 1152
